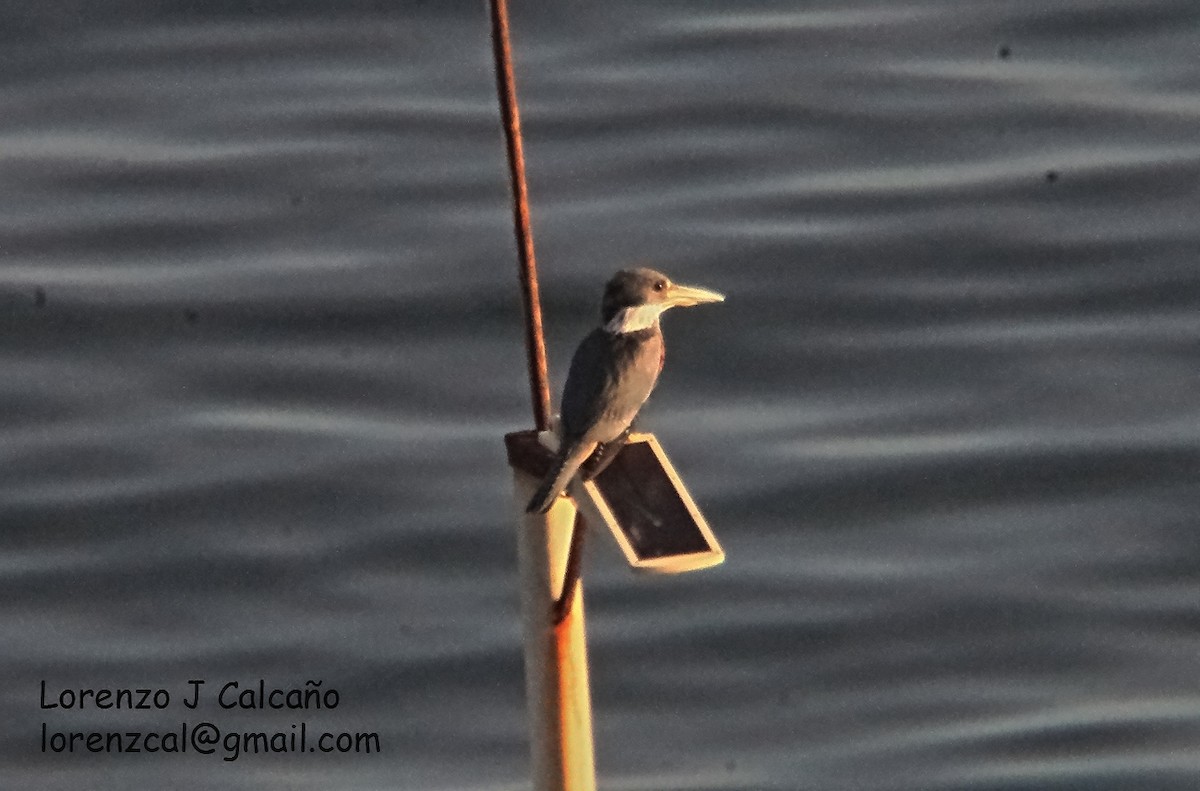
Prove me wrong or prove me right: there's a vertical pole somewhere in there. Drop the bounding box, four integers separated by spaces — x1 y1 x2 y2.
489 1 597 789
490 0 551 431
512 472 596 791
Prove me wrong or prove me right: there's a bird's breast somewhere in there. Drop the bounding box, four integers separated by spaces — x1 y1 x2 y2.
561 326 664 445
614 328 663 403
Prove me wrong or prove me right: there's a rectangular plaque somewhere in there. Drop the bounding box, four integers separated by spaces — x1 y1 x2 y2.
505 429 724 574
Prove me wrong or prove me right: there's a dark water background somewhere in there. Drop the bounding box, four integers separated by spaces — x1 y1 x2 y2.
4 1 1200 788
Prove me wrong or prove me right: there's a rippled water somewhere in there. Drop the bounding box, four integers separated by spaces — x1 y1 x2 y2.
4 1 1200 788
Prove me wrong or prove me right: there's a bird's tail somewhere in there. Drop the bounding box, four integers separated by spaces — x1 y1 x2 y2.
526 441 596 514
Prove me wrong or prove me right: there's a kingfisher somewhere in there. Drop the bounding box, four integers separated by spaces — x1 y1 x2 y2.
526 267 724 514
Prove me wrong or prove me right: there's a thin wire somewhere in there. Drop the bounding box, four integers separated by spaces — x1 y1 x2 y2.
489 0 552 431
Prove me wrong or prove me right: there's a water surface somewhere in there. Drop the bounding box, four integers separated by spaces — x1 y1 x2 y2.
3 1 1200 788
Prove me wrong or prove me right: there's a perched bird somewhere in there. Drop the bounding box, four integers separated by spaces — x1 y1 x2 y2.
526 267 724 514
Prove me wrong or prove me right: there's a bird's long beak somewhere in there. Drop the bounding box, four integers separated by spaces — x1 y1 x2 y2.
664 282 725 308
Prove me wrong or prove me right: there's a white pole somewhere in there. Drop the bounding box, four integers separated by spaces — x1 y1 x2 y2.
512 470 597 791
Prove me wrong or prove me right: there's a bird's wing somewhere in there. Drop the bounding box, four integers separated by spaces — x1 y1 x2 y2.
559 328 616 439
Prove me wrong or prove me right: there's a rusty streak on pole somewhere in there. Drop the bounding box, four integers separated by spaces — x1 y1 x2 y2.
489 0 551 432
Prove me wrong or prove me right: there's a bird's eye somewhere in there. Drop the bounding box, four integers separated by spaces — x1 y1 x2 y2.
654 281 666 291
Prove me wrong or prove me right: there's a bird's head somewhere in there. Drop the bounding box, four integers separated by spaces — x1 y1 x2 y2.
601 267 724 333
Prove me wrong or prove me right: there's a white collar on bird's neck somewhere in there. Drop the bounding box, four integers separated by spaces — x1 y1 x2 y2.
604 303 666 334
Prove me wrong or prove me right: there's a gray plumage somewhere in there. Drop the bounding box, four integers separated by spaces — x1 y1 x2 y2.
526 268 723 514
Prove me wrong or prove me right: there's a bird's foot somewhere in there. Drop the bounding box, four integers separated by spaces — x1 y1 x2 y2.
582 427 632 480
